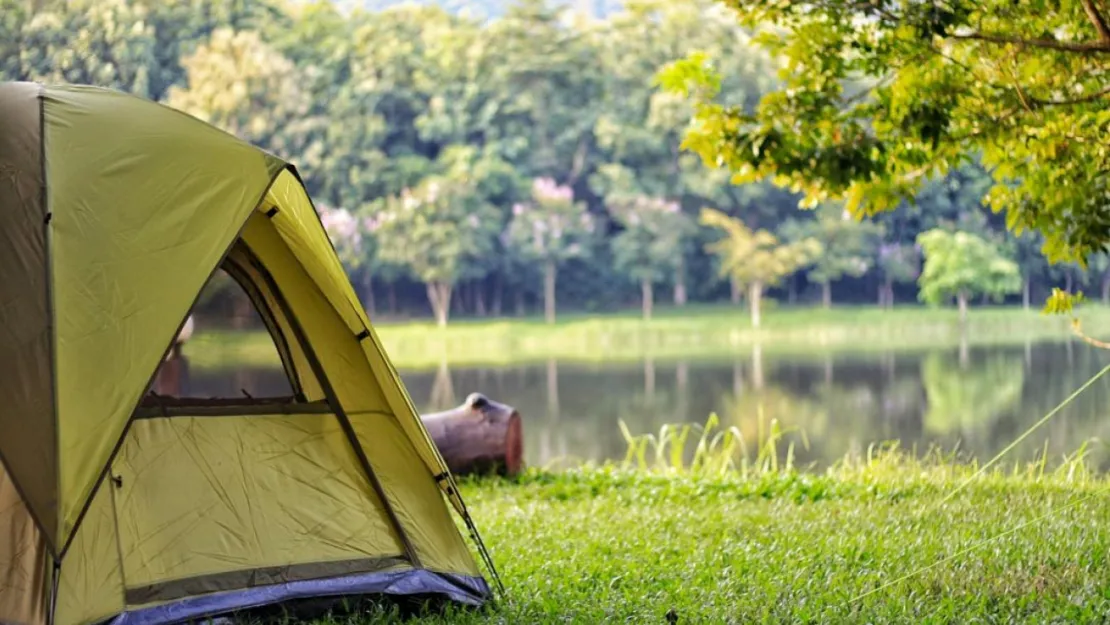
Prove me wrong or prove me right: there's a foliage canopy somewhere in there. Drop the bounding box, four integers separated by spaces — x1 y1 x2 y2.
916 228 1023 317
662 0 1110 268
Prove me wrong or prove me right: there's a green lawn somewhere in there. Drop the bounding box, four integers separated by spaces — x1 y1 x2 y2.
184 303 1110 371
352 454 1110 623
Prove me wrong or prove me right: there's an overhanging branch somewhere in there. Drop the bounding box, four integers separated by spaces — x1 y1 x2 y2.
950 31 1110 53
1028 84 1110 106
1081 0 1110 43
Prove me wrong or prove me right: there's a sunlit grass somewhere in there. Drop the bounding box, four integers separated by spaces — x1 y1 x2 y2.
328 460 1110 623
183 303 1110 371
301 417 1110 624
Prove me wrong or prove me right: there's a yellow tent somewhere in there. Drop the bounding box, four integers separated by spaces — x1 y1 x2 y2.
0 82 497 625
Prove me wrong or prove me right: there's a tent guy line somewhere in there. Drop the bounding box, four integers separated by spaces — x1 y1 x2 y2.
0 81 497 625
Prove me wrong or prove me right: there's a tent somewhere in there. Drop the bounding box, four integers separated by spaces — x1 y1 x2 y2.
0 82 497 625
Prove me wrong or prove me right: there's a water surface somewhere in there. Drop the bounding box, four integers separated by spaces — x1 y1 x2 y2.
172 338 1110 471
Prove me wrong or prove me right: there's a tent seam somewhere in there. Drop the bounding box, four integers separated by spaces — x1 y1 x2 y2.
223 252 307 400
238 240 424 570
57 163 289 561
271 165 502 594
275 168 460 488
39 82 62 625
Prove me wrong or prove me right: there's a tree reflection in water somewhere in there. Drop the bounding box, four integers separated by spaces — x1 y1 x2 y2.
183 340 1110 471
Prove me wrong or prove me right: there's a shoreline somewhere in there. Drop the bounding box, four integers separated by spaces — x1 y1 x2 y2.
181 304 1110 371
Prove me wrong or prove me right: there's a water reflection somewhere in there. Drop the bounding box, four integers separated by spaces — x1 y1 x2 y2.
178 339 1110 472
398 340 1110 471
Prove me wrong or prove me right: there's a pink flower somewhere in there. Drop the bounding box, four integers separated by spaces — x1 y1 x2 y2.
532 177 574 204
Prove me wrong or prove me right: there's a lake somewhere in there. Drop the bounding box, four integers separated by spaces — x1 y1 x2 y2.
173 337 1110 472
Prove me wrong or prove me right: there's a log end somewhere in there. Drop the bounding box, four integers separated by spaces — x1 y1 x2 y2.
504 410 523 477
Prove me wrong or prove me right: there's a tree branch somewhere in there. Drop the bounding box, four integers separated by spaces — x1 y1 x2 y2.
950 31 1110 53
1082 0 1110 43
1028 83 1110 106
1072 317 1110 351
931 35 1110 109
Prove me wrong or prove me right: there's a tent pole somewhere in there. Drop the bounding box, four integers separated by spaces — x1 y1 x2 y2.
244 245 423 569
272 165 503 595
58 172 286 560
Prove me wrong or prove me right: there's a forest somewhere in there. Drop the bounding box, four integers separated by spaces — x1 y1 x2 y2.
2 0 1098 326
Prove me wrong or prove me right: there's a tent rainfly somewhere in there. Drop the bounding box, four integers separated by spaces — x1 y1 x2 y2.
0 82 498 625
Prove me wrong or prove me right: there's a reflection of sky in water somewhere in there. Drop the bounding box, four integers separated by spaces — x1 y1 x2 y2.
174 339 1110 472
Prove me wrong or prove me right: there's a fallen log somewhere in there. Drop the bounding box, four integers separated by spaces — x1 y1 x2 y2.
420 392 523 477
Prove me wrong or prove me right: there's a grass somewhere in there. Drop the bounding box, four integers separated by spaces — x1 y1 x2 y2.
316 418 1110 624
187 303 1110 621
183 303 1110 371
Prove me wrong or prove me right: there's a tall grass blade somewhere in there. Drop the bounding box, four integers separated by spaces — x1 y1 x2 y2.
937 362 1110 507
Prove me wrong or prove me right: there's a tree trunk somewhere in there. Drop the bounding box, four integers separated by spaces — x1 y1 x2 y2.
420 393 524 477
153 351 191 397
674 256 687 306
751 342 764 390
1022 278 1031 310
675 361 689 422
387 282 398 315
491 274 503 316
1065 270 1073 293
430 358 455 407
885 278 894 309
641 278 654 322
821 281 832 309
515 289 526 317
957 289 968 326
749 281 764 328
544 259 557 324
232 290 252 329
361 272 376 316
452 282 465 317
475 279 488 317
426 281 453 328
878 281 886 308
546 358 559 419
730 275 741 304
1102 272 1110 304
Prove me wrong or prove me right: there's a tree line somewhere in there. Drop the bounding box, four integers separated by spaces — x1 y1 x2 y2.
3 0 1104 327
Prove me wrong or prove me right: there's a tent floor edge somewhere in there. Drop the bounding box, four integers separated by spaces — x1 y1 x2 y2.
95 568 492 625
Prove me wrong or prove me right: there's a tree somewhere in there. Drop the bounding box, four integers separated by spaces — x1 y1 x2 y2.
701 207 821 328
876 243 920 309
662 0 1110 277
370 176 500 327
921 352 1024 438
318 203 382 313
503 178 596 324
15 0 158 95
781 205 882 307
608 195 692 321
481 0 604 182
916 229 1022 323
0 0 29 80
166 28 321 160
1007 231 1053 309
1087 252 1110 304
